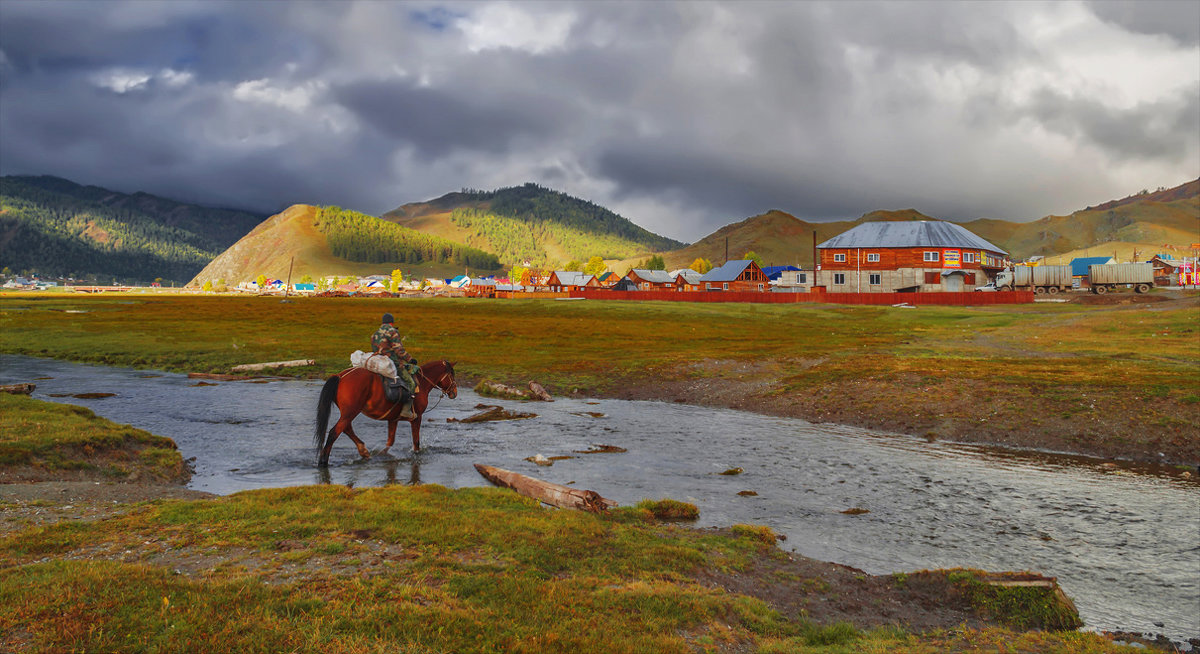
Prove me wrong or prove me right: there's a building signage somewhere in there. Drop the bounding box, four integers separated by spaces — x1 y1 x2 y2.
943 249 961 268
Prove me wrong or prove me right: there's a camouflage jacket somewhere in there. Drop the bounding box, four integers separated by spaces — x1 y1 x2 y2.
371 323 408 361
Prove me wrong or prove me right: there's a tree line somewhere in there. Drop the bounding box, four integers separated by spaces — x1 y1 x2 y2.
0 178 227 282
317 206 500 269
450 207 664 267
454 182 685 252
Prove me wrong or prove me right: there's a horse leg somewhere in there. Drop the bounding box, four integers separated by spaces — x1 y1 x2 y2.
343 423 371 459
410 416 423 452
378 420 399 455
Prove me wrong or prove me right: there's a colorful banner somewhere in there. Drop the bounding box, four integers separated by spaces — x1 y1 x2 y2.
943 249 961 268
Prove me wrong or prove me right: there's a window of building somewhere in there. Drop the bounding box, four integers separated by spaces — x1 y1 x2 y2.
758 283 764 291
924 251 939 262
833 253 847 262
797 273 807 284
833 273 846 285
869 273 881 285
924 272 941 284
722 282 729 290
965 273 976 285
963 252 976 263
866 253 880 262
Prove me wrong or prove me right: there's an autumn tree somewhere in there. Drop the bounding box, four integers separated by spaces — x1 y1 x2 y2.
391 268 404 291
299 274 313 284
641 254 666 270
510 265 528 285
256 274 268 288
742 251 763 266
202 280 213 292
690 257 712 274
563 259 583 272
583 256 606 276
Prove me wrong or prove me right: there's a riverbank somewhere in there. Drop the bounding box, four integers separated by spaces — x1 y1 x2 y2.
0 398 1132 653
1 292 1197 465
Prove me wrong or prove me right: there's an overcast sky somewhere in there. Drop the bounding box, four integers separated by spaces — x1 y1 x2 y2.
1 1 1197 242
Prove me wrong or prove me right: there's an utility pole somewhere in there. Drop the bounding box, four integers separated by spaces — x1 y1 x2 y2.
284 256 294 298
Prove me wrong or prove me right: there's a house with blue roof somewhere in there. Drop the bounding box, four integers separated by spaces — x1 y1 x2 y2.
761 265 801 281
698 260 769 291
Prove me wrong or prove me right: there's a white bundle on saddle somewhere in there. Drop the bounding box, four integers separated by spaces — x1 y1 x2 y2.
350 350 398 379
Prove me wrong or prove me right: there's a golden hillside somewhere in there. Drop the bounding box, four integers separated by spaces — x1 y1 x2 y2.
187 205 496 286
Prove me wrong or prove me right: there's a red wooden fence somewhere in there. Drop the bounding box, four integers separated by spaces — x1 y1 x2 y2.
558 289 1034 306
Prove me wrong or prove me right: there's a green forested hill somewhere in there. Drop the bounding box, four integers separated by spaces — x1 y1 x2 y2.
385 182 686 267
0 176 264 282
317 206 499 269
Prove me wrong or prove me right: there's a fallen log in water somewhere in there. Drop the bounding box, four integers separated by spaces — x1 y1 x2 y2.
474 464 617 512
187 373 257 381
230 359 314 372
0 383 35 395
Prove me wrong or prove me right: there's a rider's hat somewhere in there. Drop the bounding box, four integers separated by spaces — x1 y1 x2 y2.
381 313 394 324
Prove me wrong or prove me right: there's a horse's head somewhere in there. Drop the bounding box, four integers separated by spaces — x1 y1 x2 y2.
430 360 457 399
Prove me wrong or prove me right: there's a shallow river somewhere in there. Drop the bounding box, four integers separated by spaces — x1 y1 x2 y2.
2 355 1197 643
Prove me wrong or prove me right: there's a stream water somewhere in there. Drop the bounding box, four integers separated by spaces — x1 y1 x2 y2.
2 355 1197 643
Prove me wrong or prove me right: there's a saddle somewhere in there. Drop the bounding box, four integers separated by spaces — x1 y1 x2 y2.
381 375 416 419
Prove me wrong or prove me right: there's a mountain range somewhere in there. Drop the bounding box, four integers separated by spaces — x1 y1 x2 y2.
2 174 1196 285
0 175 264 283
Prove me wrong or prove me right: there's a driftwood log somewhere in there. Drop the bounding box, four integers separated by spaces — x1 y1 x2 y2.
0 383 35 395
230 359 314 372
474 464 617 512
475 379 531 399
527 381 553 401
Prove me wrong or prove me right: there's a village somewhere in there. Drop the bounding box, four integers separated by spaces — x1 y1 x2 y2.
12 219 1193 302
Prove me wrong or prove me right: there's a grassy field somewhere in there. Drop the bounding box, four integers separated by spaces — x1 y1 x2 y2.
1 292 1197 464
1 477 1135 653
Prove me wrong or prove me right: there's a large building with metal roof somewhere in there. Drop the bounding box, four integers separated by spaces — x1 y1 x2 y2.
815 221 1009 292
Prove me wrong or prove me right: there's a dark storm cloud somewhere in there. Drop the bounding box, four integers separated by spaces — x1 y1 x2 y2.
334 79 569 157
0 1 1196 242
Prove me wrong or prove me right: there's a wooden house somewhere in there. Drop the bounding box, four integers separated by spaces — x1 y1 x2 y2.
670 269 702 291
546 271 600 292
815 221 1007 292
1149 255 1187 285
698 260 770 292
626 269 675 290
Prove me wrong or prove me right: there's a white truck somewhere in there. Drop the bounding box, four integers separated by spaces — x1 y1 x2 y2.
994 265 1073 294
1088 263 1154 294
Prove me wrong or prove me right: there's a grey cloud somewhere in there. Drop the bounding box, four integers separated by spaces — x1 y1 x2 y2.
1027 85 1200 162
1089 0 1200 45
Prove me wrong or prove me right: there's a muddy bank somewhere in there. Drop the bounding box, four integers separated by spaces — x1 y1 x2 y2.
542 366 1200 467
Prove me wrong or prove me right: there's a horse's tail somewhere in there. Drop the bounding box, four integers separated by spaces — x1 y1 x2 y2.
314 376 339 451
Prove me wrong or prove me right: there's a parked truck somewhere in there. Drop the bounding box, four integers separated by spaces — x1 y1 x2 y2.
994 265 1073 294
1087 263 1154 294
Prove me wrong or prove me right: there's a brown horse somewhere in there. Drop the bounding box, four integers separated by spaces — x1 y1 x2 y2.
314 360 457 465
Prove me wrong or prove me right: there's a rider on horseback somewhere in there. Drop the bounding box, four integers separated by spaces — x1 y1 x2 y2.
372 313 418 416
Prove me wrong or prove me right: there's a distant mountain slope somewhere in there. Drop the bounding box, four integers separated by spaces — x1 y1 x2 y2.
661 181 1196 270
0 175 264 282
964 178 1199 259
384 182 686 267
658 208 938 271
188 205 501 286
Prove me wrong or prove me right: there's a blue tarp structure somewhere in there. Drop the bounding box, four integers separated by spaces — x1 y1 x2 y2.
1069 257 1113 277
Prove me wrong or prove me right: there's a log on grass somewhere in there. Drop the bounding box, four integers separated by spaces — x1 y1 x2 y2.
474 464 616 512
0 383 35 395
230 359 314 372
527 381 553 401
